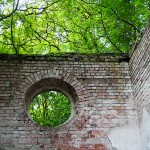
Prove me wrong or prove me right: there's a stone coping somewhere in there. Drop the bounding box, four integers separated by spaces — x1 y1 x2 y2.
0 53 129 62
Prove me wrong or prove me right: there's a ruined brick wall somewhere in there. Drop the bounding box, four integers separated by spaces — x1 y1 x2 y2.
0 54 140 150
129 25 150 150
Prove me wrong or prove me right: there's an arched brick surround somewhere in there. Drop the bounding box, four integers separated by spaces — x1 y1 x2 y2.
21 70 87 128
11 69 112 150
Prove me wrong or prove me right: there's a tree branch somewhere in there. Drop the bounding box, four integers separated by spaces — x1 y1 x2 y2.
0 0 19 21
100 11 123 53
111 8 140 33
34 30 60 51
10 0 19 55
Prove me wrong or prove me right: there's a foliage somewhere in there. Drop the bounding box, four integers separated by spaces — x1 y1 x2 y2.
29 90 72 127
0 0 149 54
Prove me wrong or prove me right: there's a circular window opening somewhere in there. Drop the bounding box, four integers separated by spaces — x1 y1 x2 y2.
29 90 72 128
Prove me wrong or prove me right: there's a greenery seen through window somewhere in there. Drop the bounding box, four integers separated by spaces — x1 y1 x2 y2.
29 90 72 127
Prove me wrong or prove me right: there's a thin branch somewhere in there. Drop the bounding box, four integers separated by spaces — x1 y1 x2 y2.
34 30 60 51
10 0 18 55
100 11 123 53
0 0 19 21
20 0 63 16
111 8 140 33
0 40 12 45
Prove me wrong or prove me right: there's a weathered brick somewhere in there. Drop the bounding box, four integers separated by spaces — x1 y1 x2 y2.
0 44 148 150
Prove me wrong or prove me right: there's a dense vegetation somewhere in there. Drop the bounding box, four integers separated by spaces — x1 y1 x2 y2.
29 91 72 127
0 0 149 54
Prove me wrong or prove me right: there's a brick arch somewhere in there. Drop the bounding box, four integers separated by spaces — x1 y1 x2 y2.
15 69 88 130
23 69 87 101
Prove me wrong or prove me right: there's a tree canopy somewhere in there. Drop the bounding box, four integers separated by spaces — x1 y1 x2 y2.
0 0 149 54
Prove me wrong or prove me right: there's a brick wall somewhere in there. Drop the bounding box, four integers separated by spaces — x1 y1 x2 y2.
129 25 150 150
0 54 140 150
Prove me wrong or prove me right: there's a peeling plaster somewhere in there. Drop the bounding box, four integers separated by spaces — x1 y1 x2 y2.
108 125 142 150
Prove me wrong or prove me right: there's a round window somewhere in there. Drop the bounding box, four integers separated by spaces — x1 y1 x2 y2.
29 90 72 128
25 78 78 128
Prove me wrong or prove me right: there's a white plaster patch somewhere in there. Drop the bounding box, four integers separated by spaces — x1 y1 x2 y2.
148 142 150 149
108 125 141 150
140 107 150 150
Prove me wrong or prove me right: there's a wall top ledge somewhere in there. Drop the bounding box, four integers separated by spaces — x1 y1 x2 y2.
0 53 129 62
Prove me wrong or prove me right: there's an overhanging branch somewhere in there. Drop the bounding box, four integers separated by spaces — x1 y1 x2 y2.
0 0 19 21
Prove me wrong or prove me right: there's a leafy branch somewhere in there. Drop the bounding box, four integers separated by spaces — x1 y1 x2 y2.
0 0 19 21
0 0 149 54
100 11 123 53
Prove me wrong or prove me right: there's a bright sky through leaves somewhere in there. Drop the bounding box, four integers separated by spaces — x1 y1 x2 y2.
0 0 149 54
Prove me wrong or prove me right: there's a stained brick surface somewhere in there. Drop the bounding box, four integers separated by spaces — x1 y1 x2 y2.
129 25 150 121
0 54 137 150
